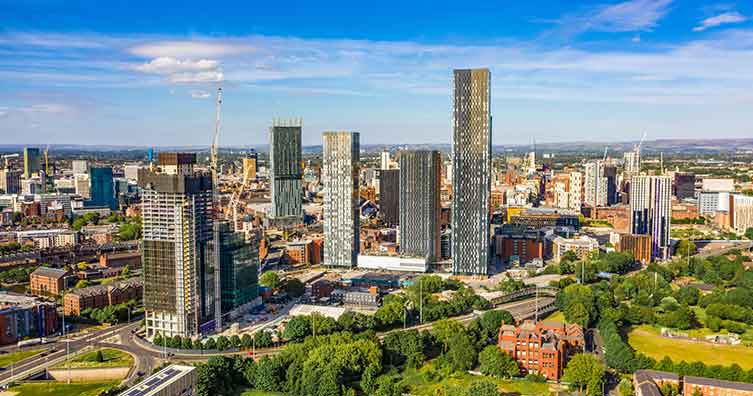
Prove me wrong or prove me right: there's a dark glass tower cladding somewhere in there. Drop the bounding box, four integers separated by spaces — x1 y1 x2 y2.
451 68 491 275
270 123 303 220
399 150 441 261
378 169 400 227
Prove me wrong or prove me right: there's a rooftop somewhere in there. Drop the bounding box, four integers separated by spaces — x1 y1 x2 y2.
120 364 195 396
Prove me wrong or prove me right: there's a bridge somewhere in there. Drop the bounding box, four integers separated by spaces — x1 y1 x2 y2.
484 286 559 306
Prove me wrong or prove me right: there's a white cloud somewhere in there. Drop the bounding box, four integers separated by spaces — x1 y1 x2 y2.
129 41 253 58
190 90 212 99
553 0 673 34
693 12 747 32
134 57 223 83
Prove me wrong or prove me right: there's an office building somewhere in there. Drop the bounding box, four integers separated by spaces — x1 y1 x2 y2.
75 173 90 198
493 224 546 265
399 150 441 261
730 195 753 235
378 169 400 226
217 222 259 314
242 153 258 182
88 167 117 209
0 168 21 194
71 160 88 175
322 132 360 267
631 175 672 260
23 147 41 179
451 68 492 275
121 365 198 396
551 235 599 261
605 164 618 205
673 172 695 200
497 320 584 381
584 160 608 207
270 123 303 221
618 234 652 265
138 153 215 338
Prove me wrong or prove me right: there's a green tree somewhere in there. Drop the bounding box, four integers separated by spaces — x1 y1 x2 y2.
75 279 90 289
254 331 274 348
118 223 142 241
374 374 404 396
676 239 697 257
432 319 465 352
446 332 477 372
746 228 753 240
284 278 305 297
260 271 281 289
619 378 634 396
204 338 216 350
216 336 230 351
254 357 281 392
466 378 499 396
562 353 605 396
181 337 193 350
95 350 105 362
284 315 311 342
478 345 519 378
230 335 242 348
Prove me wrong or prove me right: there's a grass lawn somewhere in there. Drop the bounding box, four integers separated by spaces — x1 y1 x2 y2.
400 364 550 396
8 381 118 396
0 349 41 368
52 348 133 369
543 310 567 323
628 325 753 369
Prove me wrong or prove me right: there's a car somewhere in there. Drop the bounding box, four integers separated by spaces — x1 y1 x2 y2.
136 371 144 376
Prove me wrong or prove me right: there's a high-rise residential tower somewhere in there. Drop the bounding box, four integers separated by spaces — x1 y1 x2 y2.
630 175 671 260
378 169 400 227
380 149 391 170
217 222 259 315
322 132 360 267
399 150 441 261
451 68 491 275
23 147 41 179
584 160 608 207
138 153 216 338
269 122 303 221
242 153 258 183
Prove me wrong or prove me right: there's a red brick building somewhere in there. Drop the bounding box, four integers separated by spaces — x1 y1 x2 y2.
497 320 584 381
30 267 69 297
591 205 630 233
635 370 753 396
63 278 143 316
493 225 546 264
0 294 58 345
98 251 141 270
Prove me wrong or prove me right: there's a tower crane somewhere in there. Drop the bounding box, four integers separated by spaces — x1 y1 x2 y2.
210 87 223 333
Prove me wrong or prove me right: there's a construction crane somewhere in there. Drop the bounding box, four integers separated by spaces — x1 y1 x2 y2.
210 87 223 333
603 146 608 161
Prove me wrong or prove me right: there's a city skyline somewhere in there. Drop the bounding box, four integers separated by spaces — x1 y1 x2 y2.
2 1 753 146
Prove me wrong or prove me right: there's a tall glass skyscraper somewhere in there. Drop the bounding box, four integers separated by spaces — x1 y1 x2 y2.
23 147 41 179
399 150 441 261
217 222 259 314
322 132 360 267
138 153 216 338
88 167 117 209
270 122 303 221
451 68 491 275
630 175 672 260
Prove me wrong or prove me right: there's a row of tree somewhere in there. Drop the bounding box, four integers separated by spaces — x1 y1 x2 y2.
153 331 274 351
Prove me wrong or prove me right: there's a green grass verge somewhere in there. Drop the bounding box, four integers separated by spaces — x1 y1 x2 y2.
400 364 550 396
52 348 134 369
628 325 753 369
0 349 42 368
8 381 118 396
543 310 567 323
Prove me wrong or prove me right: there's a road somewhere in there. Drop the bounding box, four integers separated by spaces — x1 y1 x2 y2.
0 321 141 387
0 294 557 386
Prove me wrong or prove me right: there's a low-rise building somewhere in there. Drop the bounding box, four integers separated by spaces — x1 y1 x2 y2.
634 370 680 396
0 293 58 345
493 224 546 265
618 234 652 265
30 267 69 297
551 235 599 261
497 320 584 381
99 251 141 270
120 364 197 396
63 278 143 316
634 370 753 396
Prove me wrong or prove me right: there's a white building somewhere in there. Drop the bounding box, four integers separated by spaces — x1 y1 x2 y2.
357 254 429 272
120 365 197 396
551 235 599 261
701 178 734 192
71 160 88 175
584 161 608 207
323 132 360 267
731 195 753 235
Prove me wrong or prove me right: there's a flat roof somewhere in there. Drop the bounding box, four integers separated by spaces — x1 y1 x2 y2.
120 364 195 396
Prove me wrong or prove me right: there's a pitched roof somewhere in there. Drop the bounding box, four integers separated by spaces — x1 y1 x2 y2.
31 267 67 279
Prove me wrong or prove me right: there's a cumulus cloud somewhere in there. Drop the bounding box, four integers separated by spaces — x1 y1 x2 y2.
129 41 253 58
134 56 223 83
693 12 747 32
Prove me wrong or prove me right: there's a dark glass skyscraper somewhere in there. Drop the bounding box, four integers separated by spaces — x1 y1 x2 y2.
399 150 441 261
217 222 259 314
88 167 117 209
23 147 41 179
270 123 303 221
378 169 399 226
451 68 491 275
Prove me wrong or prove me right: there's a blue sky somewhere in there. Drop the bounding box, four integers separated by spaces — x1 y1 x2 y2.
1 0 752 146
